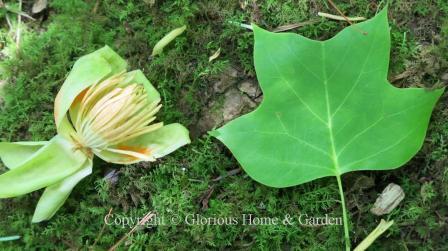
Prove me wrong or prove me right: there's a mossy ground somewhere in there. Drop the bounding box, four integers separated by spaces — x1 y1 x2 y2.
0 0 447 250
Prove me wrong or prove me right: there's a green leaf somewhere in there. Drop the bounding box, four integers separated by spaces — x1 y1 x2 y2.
0 141 47 169
54 46 127 129
32 158 92 223
0 135 87 198
211 9 444 188
151 25 186 56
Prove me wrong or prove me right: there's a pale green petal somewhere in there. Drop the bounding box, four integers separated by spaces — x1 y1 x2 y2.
94 149 137 164
137 123 191 158
54 46 127 128
57 115 78 141
0 135 87 198
0 141 47 169
94 148 153 164
95 123 190 164
32 158 92 223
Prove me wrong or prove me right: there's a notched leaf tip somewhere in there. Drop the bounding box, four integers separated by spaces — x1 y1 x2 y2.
208 130 221 138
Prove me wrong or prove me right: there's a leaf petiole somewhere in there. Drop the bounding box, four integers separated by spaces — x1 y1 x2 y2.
336 175 350 251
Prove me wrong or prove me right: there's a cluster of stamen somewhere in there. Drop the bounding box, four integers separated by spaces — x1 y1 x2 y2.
69 74 162 152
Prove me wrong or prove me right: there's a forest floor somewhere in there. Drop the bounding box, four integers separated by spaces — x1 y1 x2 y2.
0 0 447 250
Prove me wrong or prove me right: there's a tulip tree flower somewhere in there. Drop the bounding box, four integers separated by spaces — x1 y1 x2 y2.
0 46 190 222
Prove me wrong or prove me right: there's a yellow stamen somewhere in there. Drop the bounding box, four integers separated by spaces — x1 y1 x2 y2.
68 74 161 158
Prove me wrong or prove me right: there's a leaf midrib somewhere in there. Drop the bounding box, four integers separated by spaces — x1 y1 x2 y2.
264 25 383 175
321 43 341 176
321 25 380 175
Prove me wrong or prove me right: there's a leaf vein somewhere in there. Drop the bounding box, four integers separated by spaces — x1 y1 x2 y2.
245 130 331 158
266 53 327 125
342 128 416 170
336 116 384 157
330 26 379 119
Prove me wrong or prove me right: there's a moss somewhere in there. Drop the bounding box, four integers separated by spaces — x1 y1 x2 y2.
0 0 447 250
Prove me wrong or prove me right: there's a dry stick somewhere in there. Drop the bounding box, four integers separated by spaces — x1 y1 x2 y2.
317 12 366 22
1 2 35 20
92 0 100 14
5 14 13 31
389 70 412 82
212 168 242 182
91 208 113 250
15 11 34 20
108 211 155 251
327 0 368 35
16 0 22 49
200 185 215 209
272 19 320 32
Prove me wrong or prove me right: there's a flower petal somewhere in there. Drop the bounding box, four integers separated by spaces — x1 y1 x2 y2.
94 123 190 164
54 46 127 129
32 158 92 223
57 115 78 141
0 141 47 169
0 135 87 198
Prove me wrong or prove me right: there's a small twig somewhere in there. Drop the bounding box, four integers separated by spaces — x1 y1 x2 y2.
108 211 155 251
2 4 35 20
15 11 35 20
91 208 113 250
389 70 413 82
272 19 320 32
227 21 253 30
200 186 215 210
251 0 261 23
0 235 21 242
212 168 242 182
327 0 355 25
15 0 22 49
188 178 204 183
5 14 13 31
92 0 100 14
317 12 366 22
327 0 367 35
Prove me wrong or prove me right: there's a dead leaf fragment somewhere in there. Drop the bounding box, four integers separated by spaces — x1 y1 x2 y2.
143 0 156 7
32 0 47 14
209 48 221 62
370 183 405 216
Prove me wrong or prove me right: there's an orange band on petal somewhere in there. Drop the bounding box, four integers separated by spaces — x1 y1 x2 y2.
72 87 90 107
117 145 152 156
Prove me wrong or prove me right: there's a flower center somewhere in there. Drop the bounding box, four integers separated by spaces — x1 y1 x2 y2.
69 74 162 151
